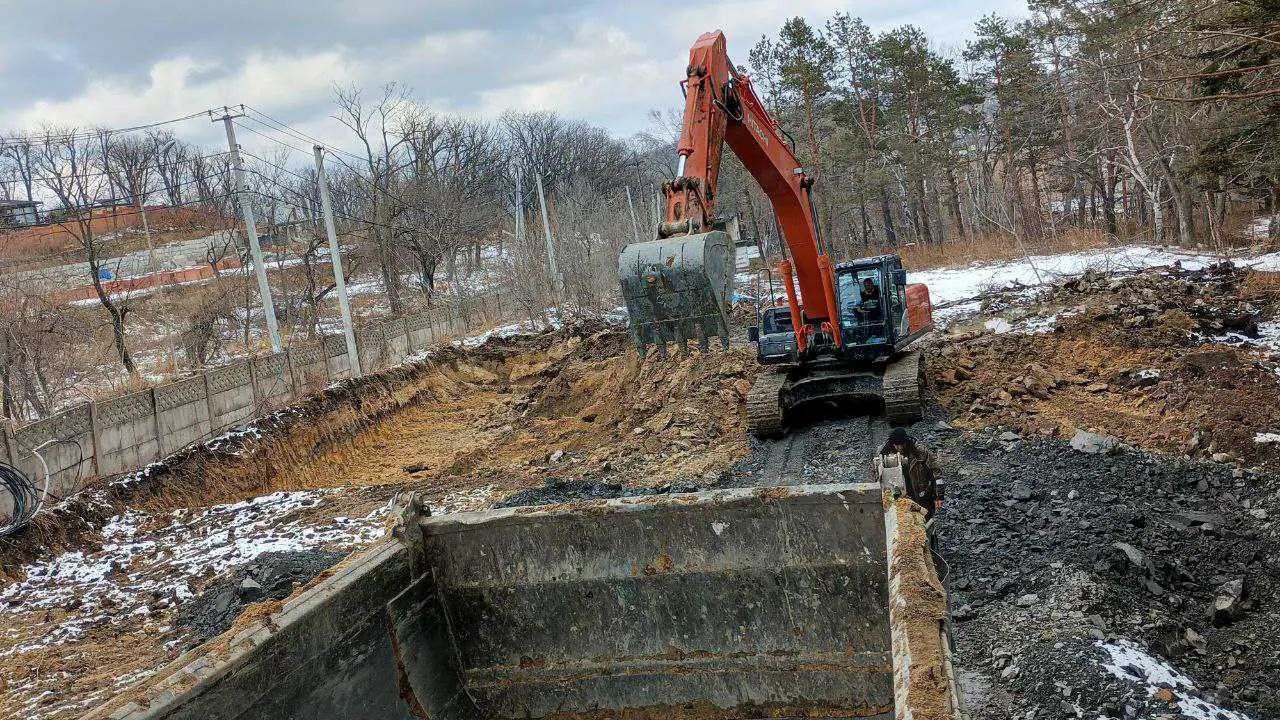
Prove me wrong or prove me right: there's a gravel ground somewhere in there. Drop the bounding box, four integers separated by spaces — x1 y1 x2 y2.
503 392 1278 720
939 430 1278 720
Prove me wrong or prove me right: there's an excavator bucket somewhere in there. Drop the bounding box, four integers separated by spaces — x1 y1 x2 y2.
103 483 963 720
618 230 734 355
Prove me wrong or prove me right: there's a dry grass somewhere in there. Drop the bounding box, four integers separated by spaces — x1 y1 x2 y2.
1241 269 1280 297
892 229 1111 272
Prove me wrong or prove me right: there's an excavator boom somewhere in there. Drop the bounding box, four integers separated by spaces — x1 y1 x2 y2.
670 32 830 321
620 30 842 356
621 30 935 438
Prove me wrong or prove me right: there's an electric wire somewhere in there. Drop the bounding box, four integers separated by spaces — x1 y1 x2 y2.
0 462 44 536
241 107 367 161
0 111 212 146
0 150 231 189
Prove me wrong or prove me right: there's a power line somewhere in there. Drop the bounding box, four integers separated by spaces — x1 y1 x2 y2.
233 121 316 157
232 109 428 213
0 111 213 146
0 150 231 189
244 168 402 234
241 107 367 162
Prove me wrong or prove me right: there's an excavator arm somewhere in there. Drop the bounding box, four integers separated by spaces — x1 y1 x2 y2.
620 30 842 355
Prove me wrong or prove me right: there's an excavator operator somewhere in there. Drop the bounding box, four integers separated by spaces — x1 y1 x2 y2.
858 278 882 321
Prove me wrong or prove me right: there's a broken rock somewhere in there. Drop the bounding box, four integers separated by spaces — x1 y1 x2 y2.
1069 430 1120 455
1209 577 1247 626
238 578 264 601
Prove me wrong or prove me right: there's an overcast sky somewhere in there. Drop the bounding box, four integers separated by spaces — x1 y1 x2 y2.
0 0 1024 154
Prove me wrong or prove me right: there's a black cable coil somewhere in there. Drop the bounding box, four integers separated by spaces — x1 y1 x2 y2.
0 460 46 537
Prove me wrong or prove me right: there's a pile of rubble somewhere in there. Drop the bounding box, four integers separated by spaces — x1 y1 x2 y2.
939 428 1279 719
930 264 1280 470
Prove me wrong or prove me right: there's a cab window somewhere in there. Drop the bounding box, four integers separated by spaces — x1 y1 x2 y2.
837 269 885 328
762 307 793 334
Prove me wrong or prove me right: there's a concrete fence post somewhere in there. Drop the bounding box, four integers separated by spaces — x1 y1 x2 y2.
87 399 102 478
407 317 418 355
148 389 162 465
247 353 262 409
202 370 217 436
285 347 300 398
2 421 14 467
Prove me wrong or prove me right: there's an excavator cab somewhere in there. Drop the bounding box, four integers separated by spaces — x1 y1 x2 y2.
834 255 914 358
751 255 928 366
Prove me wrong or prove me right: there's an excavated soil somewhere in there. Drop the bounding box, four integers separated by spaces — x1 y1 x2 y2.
0 323 758 720
931 263 1280 470
9 257 1280 720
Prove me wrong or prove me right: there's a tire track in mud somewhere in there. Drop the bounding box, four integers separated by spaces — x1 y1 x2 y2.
721 403 943 488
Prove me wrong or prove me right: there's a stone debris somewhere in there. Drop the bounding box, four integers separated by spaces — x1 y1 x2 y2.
1070 430 1121 455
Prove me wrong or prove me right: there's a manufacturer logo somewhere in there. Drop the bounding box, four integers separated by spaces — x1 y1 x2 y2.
745 114 769 146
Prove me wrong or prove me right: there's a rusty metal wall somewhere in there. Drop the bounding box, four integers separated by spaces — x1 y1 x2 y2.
104 484 899 720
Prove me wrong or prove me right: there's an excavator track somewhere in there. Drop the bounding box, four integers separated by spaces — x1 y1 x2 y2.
746 369 789 438
883 351 925 423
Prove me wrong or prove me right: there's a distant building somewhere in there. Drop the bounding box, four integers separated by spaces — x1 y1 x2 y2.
0 199 43 227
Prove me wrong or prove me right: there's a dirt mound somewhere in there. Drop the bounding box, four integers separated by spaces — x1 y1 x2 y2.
931 264 1280 469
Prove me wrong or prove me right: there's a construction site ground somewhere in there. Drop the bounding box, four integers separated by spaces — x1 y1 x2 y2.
3 247 1280 719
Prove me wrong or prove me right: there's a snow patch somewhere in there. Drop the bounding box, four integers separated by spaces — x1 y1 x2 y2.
984 318 1013 334
0 489 389 656
1098 639 1252 720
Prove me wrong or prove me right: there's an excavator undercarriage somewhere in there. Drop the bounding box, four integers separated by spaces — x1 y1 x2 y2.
746 351 927 438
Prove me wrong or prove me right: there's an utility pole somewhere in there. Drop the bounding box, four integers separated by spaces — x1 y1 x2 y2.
313 145 361 377
625 186 642 245
214 105 282 353
534 174 563 296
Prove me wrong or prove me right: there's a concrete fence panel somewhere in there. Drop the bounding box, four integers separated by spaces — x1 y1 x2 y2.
155 376 212 456
357 319 387 374
289 344 328 395
385 318 411 366
94 390 159 477
405 311 434 351
322 335 351 380
10 404 96 500
206 361 256 434
252 352 294 410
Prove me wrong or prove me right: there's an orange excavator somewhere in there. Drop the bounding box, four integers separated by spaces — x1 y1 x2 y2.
620 30 936 437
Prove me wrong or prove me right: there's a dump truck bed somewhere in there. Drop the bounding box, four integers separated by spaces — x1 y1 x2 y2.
89 484 959 720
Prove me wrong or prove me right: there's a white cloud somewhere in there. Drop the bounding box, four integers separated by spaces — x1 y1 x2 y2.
1 0 1029 146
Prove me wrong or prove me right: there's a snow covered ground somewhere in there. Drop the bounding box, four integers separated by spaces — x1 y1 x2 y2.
1099 639 1252 720
909 246 1280 325
1 490 390 658
730 243 1277 326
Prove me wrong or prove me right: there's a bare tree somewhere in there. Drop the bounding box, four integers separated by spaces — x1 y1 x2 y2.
34 127 138 376
333 83 419 313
